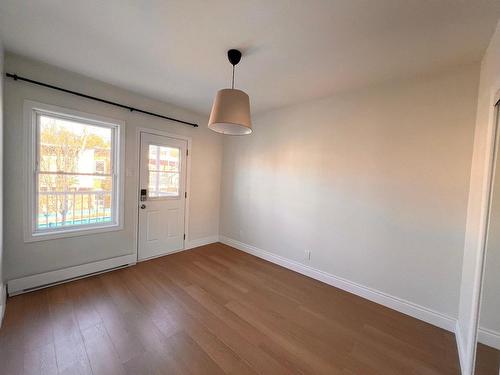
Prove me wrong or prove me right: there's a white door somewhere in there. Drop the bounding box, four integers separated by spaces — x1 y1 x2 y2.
138 132 187 261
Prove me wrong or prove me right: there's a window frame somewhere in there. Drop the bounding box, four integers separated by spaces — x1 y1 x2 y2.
24 100 125 242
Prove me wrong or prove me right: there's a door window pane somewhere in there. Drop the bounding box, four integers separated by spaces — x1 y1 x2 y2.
148 145 180 197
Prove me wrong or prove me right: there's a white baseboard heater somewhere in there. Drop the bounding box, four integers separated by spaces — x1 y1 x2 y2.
7 254 137 295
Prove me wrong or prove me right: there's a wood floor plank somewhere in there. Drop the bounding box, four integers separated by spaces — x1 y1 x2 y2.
183 319 258 375
1 243 461 374
81 323 125 375
475 343 500 375
145 261 293 374
23 341 58 375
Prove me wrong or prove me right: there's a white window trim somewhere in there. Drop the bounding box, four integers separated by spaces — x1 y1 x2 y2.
23 100 125 242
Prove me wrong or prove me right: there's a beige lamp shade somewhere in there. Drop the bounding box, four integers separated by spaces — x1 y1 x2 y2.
208 88 252 135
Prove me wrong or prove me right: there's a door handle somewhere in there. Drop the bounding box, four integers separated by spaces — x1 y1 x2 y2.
140 204 146 209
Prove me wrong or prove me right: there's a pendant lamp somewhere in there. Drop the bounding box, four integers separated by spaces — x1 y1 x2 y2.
208 49 252 135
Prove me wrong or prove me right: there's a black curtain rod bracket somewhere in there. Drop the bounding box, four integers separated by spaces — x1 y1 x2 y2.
5 73 198 128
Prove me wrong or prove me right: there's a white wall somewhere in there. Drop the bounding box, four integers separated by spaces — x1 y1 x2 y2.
457 20 500 373
220 64 479 320
3 53 222 280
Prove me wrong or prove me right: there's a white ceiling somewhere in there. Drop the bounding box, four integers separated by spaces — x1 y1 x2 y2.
1 1 499 115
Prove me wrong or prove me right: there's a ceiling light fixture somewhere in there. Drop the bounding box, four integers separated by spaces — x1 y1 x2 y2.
208 49 252 135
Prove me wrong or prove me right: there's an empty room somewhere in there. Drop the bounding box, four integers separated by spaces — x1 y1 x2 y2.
1 1 500 374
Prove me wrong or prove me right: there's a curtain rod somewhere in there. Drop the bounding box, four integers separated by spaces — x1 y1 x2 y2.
5 73 199 128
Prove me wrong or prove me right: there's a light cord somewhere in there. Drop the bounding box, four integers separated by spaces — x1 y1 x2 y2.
232 65 235 89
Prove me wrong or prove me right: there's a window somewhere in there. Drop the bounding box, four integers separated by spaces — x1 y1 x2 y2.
25 101 123 241
147 145 180 198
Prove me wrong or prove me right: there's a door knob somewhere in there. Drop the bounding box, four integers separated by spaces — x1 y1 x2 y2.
140 204 146 209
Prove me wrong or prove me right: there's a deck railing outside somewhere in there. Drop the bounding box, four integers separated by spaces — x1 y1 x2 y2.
37 190 112 229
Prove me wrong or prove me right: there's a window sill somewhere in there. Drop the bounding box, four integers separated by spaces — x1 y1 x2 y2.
24 223 123 243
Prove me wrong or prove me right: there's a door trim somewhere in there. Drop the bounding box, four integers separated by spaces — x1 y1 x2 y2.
135 127 192 262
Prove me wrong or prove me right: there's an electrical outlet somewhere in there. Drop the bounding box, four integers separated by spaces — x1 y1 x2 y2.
304 250 311 261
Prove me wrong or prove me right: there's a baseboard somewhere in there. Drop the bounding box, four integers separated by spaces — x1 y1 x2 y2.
455 321 468 375
7 253 137 295
219 236 457 332
0 283 6 328
185 235 219 250
478 326 500 350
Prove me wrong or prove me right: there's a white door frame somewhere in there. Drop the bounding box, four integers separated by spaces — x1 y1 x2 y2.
464 85 500 375
135 127 192 261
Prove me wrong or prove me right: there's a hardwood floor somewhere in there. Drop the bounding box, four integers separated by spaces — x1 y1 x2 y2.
0 243 460 374
475 343 500 375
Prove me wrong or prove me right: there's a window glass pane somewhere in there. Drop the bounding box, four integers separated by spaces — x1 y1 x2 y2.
37 174 113 230
148 171 180 198
39 115 112 175
147 144 180 198
38 173 112 192
148 145 179 172
34 112 118 234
